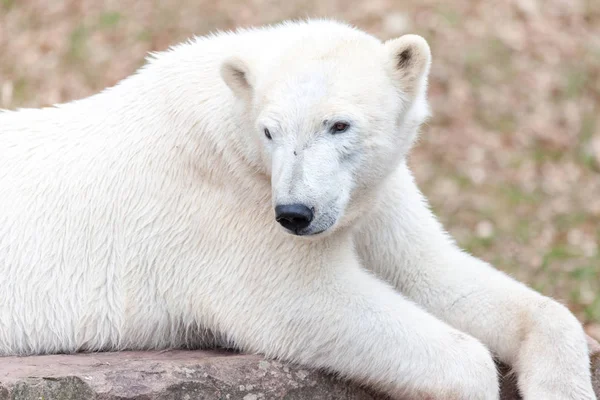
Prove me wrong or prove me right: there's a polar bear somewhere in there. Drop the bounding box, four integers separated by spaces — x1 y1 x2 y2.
0 19 595 400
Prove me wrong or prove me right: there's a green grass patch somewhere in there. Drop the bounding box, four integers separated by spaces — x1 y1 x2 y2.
99 11 122 29
577 113 598 171
1 0 13 10
462 236 496 254
475 110 517 134
68 25 89 61
437 5 461 26
530 145 564 162
585 296 600 323
12 78 28 104
540 246 576 271
569 265 599 280
554 212 589 230
136 29 152 42
564 68 588 98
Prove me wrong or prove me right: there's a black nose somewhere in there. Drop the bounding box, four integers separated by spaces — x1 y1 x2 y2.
275 204 314 232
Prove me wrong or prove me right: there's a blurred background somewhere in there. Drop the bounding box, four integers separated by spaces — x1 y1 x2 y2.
1 0 598 338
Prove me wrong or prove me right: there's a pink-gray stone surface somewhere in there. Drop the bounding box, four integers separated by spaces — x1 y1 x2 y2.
1 338 599 400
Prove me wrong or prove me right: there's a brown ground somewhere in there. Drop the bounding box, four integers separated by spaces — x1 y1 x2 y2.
1 0 598 338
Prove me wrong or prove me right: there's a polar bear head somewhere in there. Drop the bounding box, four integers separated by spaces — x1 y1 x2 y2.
221 21 431 237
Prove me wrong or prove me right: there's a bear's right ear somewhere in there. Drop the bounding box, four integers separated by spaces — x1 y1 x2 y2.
221 57 253 101
384 34 431 99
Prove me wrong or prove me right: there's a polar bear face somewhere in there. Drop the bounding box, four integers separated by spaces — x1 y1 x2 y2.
222 30 431 237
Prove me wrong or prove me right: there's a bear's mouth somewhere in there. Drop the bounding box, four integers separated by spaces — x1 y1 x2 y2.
283 219 334 237
280 226 325 236
296 228 326 236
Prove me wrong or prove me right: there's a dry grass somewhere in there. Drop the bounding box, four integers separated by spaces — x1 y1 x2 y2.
1 0 599 337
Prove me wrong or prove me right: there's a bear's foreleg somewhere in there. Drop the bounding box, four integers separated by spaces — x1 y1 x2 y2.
214 260 499 400
355 163 596 400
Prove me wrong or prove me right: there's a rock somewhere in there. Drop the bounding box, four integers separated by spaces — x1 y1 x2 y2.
0 349 378 400
1 340 599 400
590 337 600 399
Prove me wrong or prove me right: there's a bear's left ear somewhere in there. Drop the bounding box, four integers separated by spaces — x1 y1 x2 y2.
221 57 254 101
384 34 431 99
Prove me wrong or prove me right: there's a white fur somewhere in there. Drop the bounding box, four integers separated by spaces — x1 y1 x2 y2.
0 20 595 400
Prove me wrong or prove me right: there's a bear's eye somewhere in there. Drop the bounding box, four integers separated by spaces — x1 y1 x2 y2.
330 122 350 134
264 128 272 140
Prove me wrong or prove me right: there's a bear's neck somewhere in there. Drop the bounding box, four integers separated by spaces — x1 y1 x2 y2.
67 40 270 190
